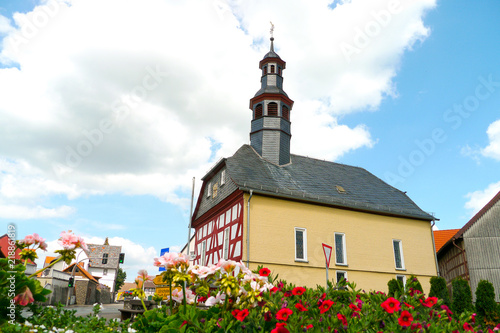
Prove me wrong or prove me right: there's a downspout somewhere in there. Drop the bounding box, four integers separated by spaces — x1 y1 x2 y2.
246 190 253 268
430 219 440 276
452 238 469 281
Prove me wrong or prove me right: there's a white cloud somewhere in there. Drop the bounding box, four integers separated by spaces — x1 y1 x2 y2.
0 0 436 215
464 181 500 216
481 119 500 160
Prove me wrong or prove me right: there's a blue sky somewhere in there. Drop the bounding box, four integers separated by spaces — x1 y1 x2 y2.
1 0 499 281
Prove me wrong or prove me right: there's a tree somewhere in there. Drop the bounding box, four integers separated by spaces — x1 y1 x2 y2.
115 267 127 293
451 277 473 317
475 279 497 325
429 276 450 305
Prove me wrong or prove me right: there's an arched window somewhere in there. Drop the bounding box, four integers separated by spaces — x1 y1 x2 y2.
282 105 289 120
263 66 267 75
268 102 278 116
255 104 263 119
270 65 275 73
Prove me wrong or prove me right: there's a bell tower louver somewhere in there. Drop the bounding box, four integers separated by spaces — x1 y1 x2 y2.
249 35 294 166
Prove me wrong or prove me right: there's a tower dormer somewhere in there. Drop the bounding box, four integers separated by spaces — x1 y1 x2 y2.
249 36 294 165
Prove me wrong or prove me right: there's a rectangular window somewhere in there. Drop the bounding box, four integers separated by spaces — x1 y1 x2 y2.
207 182 212 197
201 241 206 266
393 240 405 270
295 228 307 261
221 170 226 186
335 233 347 265
397 274 406 286
102 253 108 265
336 271 347 283
223 227 230 260
103 269 108 276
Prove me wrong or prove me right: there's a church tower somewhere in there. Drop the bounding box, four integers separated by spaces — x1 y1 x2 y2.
249 34 294 166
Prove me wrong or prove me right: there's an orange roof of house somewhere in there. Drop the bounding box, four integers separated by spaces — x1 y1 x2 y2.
433 229 460 252
63 262 99 283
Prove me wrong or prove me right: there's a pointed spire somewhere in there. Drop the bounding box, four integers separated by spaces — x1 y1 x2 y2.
270 21 275 52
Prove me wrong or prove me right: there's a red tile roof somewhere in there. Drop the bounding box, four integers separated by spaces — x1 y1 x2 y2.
433 229 460 252
63 263 99 283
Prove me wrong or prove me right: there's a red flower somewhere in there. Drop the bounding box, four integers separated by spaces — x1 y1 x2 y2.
463 322 474 331
411 322 422 330
259 267 271 277
264 311 273 321
381 297 400 313
295 303 308 312
271 324 290 333
231 309 249 321
349 303 361 312
276 308 293 321
419 296 438 308
337 313 348 326
292 286 306 296
398 310 413 327
284 290 292 297
14 286 34 306
270 287 279 294
403 302 414 309
319 299 335 314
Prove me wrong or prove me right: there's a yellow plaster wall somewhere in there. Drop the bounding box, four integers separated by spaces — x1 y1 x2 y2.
241 194 437 293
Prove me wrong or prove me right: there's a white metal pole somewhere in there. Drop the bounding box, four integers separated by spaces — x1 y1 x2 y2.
186 177 195 261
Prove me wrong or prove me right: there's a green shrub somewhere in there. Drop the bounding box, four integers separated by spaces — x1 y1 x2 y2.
429 276 450 305
452 277 473 316
387 278 403 297
475 279 497 324
407 275 424 294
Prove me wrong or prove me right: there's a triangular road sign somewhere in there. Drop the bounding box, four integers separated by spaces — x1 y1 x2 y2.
322 243 333 268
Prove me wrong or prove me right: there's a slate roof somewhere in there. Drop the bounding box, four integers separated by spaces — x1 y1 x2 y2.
225 145 434 221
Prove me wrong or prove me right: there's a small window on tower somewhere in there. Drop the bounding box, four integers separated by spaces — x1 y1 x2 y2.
270 65 275 73
263 66 267 75
278 67 282 75
282 105 289 120
255 104 263 119
268 102 278 116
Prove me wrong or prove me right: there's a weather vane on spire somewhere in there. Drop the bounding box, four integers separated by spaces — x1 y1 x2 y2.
270 21 274 38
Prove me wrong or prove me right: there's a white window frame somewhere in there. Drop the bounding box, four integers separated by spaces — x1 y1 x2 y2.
222 227 230 260
207 182 212 197
103 268 108 276
396 274 406 286
221 170 226 186
294 227 307 262
336 270 347 283
334 232 347 266
393 239 405 270
201 240 207 266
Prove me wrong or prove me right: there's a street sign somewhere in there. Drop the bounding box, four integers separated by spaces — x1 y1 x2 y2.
322 243 332 268
155 287 172 300
153 275 165 285
158 248 169 272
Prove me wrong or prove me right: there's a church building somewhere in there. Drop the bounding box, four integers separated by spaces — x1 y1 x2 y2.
190 36 438 292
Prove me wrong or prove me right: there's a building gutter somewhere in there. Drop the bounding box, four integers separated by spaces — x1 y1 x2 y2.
246 190 253 268
430 219 440 276
452 238 469 281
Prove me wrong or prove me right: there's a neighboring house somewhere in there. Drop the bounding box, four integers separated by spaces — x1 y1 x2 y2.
190 37 438 293
435 191 500 301
85 238 122 293
0 234 37 275
63 263 100 305
37 256 71 305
